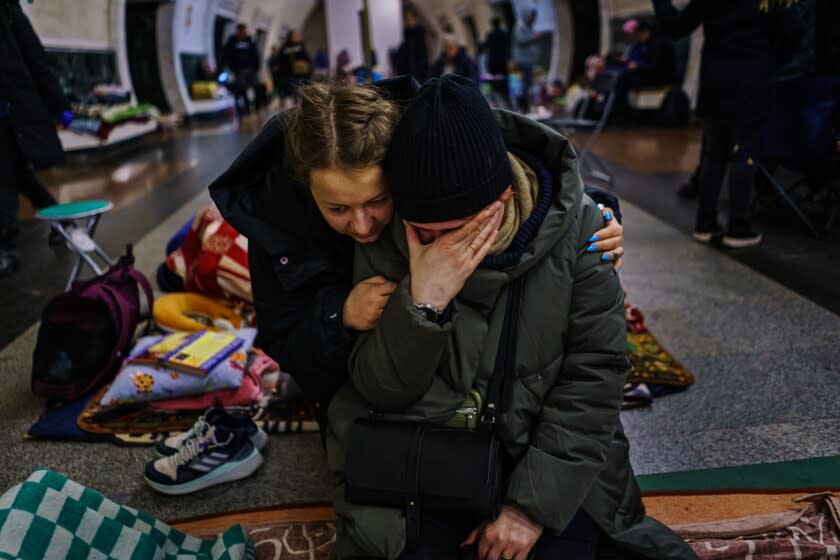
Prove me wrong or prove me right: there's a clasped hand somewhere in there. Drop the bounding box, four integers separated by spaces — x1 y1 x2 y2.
462 504 544 560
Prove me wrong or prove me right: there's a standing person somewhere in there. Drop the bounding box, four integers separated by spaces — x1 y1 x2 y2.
267 45 283 100
222 23 261 116
335 49 352 82
396 6 429 83
512 7 542 113
273 30 311 108
430 35 477 81
209 78 625 440
0 0 73 276
483 17 510 96
653 0 804 248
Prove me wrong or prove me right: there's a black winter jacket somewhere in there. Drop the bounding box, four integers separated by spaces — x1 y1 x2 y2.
222 35 260 74
269 41 312 82
208 77 420 404
653 0 804 126
0 0 69 168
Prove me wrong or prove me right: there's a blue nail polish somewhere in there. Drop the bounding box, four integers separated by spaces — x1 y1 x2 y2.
604 211 613 222
601 253 611 261
587 234 599 243
587 244 598 252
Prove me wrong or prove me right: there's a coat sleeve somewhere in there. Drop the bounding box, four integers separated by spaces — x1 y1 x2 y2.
652 0 703 38
504 199 630 532
250 240 356 403
348 245 456 411
12 7 69 116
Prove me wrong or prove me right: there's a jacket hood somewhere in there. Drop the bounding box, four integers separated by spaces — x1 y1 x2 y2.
385 110 583 305
209 75 421 257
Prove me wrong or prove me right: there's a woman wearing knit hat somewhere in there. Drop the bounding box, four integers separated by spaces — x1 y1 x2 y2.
327 75 696 559
209 77 625 437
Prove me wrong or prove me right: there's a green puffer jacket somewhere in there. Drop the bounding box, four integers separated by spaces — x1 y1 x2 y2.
325 110 698 560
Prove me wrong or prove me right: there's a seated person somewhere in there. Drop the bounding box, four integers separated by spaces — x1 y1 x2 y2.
592 19 677 117
326 76 696 559
431 35 477 82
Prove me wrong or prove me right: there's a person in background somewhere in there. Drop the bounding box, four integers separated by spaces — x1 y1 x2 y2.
0 0 74 276
268 45 283 99
335 49 352 82
512 7 542 113
270 30 312 109
653 0 804 248
431 35 477 81
483 17 510 96
606 19 677 117
222 23 261 116
313 48 330 81
396 5 429 84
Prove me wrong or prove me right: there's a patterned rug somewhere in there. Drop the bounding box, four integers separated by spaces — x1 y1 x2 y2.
623 299 695 409
171 505 336 560
170 493 840 560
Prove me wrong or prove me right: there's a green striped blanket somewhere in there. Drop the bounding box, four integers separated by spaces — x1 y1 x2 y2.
0 469 253 559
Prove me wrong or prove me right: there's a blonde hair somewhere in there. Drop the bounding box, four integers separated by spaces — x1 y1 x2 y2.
285 81 401 182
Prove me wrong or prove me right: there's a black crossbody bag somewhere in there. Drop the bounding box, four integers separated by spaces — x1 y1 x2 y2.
344 277 524 546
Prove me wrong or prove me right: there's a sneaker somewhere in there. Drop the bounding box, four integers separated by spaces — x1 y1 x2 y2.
156 407 268 457
692 224 723 244
144 424 263 495
722 229 762 249
0 250 19 277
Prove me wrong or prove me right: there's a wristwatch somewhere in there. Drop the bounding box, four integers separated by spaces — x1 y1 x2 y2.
412 302 445 324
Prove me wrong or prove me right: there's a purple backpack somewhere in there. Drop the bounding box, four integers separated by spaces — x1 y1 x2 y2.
32 245 153 401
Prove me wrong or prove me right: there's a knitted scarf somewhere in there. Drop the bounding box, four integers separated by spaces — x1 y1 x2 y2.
489 152 539 254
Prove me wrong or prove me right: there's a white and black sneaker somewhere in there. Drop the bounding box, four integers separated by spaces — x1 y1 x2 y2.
692 222 724 244
722 228 762 249
155 406 268 457
144 424 263 495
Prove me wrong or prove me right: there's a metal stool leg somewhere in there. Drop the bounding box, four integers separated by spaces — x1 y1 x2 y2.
85 214 113 266
51 221 106 289
757 164 820 237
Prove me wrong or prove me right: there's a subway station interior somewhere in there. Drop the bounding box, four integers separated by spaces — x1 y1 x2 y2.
0 0 839 558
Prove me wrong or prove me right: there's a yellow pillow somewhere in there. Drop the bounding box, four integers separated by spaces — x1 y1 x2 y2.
153 292 242 332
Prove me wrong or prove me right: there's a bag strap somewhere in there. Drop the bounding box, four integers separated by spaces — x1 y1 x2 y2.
127 268 155 334
481 276 524 426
